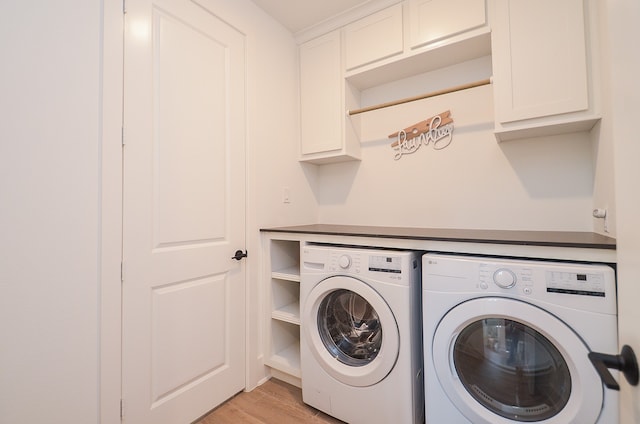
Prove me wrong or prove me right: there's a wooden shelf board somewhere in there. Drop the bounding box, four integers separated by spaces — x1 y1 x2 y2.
266 341 301 378
272 302 301 325
272 266 300 282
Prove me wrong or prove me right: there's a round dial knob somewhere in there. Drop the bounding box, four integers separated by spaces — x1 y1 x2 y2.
338 255 352 269
493 268 517 289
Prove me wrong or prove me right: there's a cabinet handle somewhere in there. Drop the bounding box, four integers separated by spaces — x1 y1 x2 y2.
588 345 639 390
231 250 248 261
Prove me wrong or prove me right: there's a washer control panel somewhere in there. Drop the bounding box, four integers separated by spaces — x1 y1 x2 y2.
369 255 403 274
338 254 352 269
327 252 362 273
493 268 517 289
325 251 405 275
300 246 418 285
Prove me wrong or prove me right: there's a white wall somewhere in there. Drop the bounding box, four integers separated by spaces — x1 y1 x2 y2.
590 0 617 237
600 0 640 422
0 1 102 423
239 0 320 388
0 0 313 422
101 2 124 422
316 57 598 231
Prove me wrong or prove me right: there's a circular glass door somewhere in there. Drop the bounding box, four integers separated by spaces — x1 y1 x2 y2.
453 318 571 421
317 289 383 366
432 297 603 424
303 276 399 387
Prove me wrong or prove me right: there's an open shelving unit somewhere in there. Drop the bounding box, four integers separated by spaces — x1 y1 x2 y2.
264 238 302 386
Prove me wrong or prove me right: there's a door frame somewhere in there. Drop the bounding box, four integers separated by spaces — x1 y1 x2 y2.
100 1 124 423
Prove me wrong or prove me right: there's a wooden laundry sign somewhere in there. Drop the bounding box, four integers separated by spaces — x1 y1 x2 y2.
389 110 454 160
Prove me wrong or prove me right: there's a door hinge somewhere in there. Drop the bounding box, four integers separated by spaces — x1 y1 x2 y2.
120 399 125 419
121 126 126 146
122 0 127 14
120 261 125 283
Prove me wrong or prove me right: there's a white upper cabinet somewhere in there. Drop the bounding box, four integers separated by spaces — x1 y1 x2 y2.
345 1 490 90
409 0 486 49
299 31 341 156
344 4 404 71
299 31 361 164
491 0 599 141
298 1 492 163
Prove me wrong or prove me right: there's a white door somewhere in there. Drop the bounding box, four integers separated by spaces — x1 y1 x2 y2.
610 0 640 422
122 0 246 422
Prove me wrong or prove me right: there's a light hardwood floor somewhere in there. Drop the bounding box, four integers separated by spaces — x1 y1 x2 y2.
195 379 344 424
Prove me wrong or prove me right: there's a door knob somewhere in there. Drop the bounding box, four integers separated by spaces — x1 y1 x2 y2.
588 345 639 390
231 249 248 260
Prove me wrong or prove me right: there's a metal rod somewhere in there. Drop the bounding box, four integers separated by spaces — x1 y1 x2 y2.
347 78 492 116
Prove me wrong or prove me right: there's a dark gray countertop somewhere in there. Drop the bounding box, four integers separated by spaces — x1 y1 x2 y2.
261 224 616 250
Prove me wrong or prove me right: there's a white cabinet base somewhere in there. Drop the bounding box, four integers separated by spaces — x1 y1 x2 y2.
264 238 302 381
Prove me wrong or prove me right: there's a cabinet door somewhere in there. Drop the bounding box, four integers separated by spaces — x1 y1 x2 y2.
409 0 486 49
299 31 342 156
492 0 589 124
344 4 403 71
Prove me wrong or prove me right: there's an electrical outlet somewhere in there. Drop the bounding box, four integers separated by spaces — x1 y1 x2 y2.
282 187 291 204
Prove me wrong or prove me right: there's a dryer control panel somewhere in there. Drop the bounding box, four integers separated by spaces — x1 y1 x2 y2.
423 253 616 315
546 270 606 297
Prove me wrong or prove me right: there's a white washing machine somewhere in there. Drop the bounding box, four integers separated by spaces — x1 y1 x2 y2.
422 253 618 424
300 244 424 424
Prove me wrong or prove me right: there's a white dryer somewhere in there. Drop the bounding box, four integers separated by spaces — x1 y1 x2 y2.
423 253 618 424
300 245 423 424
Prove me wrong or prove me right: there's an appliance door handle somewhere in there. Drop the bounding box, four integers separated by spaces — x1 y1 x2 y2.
588 345 639 390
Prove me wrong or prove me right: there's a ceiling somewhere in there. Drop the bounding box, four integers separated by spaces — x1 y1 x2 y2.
251 0 372 34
